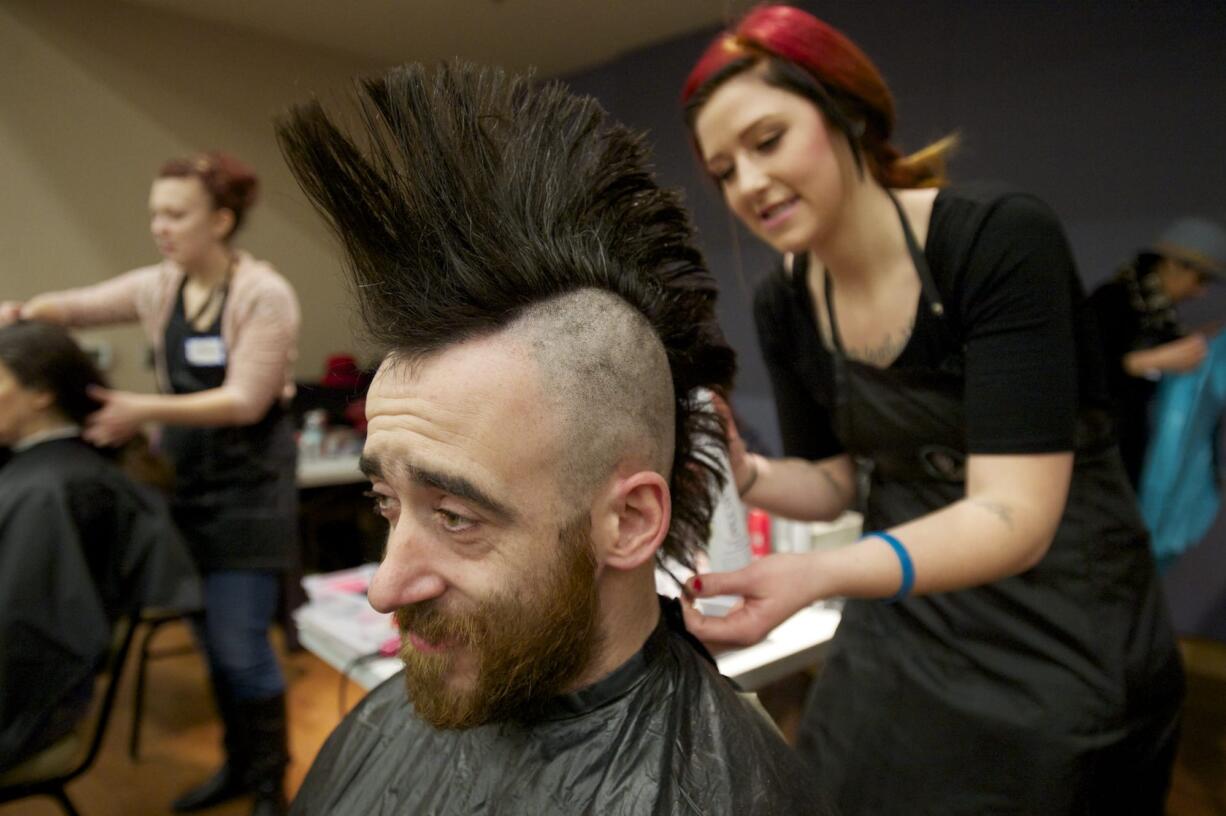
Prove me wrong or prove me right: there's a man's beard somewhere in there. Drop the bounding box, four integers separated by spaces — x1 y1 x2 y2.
393 513 603 729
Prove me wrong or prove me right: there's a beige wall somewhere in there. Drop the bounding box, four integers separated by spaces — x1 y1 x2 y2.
0 0 381 391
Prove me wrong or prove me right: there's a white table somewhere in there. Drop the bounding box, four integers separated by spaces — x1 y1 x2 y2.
298 603 840 693
713 604 840 690
297 454 365 489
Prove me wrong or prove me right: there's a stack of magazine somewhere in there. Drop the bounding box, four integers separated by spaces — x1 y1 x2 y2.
293 563 402 688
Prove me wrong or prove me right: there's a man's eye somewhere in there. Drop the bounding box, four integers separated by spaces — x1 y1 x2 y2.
436 509 475 533
363 489 396 518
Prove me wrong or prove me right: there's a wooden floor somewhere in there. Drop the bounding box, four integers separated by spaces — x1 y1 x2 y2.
2 623 1223 815
0 622 349 816
1168 638 1226 816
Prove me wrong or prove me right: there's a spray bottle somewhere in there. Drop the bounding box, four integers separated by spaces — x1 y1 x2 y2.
693 388 752 617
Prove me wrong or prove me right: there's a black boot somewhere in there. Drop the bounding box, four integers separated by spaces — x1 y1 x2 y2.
240 693 290 816
251 787 288 816
171 688 253 812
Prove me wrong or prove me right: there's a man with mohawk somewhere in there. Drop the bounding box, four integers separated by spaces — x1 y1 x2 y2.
278 62 823 814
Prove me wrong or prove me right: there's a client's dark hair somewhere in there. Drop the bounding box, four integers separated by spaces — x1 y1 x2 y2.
0 320 105 425
277 61 736 564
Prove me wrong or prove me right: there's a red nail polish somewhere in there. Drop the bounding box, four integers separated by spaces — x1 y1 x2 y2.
693 577 703 592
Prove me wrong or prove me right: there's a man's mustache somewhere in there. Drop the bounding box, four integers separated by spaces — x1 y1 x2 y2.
395 600 481 645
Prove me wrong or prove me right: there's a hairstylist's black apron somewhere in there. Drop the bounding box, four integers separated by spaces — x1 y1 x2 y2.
796 195 1183 815
160 279 298 573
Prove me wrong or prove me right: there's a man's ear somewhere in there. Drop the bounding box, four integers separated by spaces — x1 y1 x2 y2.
596 471 670 572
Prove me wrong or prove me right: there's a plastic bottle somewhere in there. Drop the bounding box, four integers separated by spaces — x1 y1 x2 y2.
300 409 327 461
748 509 772 558
694 389 752 617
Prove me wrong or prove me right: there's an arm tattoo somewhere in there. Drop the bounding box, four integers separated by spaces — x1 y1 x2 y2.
972 499 1015 530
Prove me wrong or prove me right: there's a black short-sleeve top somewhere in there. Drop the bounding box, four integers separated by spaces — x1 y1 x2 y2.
754 183 1108 462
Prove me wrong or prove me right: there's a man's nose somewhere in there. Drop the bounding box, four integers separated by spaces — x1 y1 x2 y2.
367 522 447 613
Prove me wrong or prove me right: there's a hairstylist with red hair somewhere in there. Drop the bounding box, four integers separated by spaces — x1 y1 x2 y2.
0 151 298 816
680 6 1182 813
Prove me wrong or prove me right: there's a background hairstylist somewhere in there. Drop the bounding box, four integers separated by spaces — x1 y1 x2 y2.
0 151 299 815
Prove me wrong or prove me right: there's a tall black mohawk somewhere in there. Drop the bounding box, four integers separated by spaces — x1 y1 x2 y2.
276 61 736 565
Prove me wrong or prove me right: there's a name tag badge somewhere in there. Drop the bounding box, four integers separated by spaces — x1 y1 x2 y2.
184 336 227 367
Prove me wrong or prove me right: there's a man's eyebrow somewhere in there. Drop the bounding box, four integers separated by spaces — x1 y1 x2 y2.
359 454 383 480
359 453 516 523
408 465 517 523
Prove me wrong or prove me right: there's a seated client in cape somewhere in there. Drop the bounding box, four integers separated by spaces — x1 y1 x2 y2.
0 320 199 776
277 61 823 815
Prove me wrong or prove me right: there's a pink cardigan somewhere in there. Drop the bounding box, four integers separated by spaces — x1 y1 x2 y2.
50 251 300 420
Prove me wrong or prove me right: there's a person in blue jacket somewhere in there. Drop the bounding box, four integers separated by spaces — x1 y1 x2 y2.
1089 217 1226 486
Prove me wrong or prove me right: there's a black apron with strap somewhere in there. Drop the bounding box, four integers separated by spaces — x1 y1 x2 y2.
161 278 298 572
795 194 1183 815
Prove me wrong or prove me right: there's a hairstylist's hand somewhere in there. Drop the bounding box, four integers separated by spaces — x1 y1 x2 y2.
1160 334 1209 373
710 392 756 494
0 301 24 327
83 385 144 447
1125 334 1210 377
681 553 824 651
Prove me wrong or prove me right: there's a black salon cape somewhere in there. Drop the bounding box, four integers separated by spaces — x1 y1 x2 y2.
291 598 823 816
0 437 201 772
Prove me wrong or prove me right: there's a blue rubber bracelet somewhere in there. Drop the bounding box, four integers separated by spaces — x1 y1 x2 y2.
865 530 914 603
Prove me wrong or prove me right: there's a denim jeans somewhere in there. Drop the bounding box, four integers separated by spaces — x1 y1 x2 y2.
195 569 285 702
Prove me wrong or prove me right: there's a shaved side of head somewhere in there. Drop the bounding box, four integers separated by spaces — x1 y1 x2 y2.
508 289 675 503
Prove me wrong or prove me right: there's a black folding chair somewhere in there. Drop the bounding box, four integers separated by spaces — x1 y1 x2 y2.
0 615 139 816
128 608 197 760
